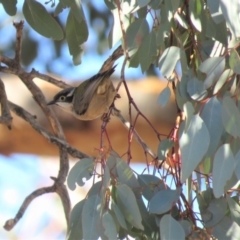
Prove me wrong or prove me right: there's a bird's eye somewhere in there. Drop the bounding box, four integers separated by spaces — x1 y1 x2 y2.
59 96 66 101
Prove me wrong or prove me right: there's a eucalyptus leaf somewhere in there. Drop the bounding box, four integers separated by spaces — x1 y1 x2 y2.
222 94 240 138
157 139 174 160
116 184 144 230
102 211 118 239
157 86 171 108
159 46 181 79
213 69 234 95
212 144 235 198
111 201 127 230
179 115 210 182
138 31 157 72
229 49 240 74
187 77 208 101
0 0 17 16
198 57 225 89
126 18 149 49
183 102 194 132
149 188 181 214
160 214 185 240
212 216 240 239
137 0 150 8
200 97 224 157
67 200 85 240
226 195 240 226
66 10 88 65
23 0 63 40
67 158 94 190
234 149 240 180
189 0 202 31
82 195 101 240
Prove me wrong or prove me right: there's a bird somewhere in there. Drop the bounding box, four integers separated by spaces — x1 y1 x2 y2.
47 66 120 121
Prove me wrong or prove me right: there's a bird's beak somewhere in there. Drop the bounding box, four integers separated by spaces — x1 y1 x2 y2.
47 100 55 106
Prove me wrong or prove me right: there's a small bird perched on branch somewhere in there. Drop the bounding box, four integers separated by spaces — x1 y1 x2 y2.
47 46 123 120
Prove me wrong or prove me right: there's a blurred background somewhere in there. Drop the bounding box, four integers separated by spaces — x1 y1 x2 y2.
0 0 177 239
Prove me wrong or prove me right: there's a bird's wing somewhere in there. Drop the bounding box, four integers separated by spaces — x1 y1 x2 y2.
73 66 115 115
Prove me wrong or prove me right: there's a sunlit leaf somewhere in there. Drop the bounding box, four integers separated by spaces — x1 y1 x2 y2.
213 69 234 94
213 144 235 198
229 49 240 74
179 115 210 182
157 86 171 107
159 46 181 78
222 94 240 138
187 77 208 101
160 214 185 240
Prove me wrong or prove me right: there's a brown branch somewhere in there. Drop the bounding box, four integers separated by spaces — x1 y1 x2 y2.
8 101 89 159
4 186 55 231
0 78 12 129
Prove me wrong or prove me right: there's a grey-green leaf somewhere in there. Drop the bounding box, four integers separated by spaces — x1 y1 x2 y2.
116 184 144 230
160 214 185 240
227 195 240 226
159 46 181 78
157 139 174 160
213 144 235 198
198 57 225 89
149 188 181 214
213 69 234 94
222 94 240 138
126 18 149 49
102 211 118 239
139 31 157 72
111 201 127 230
229 49 240 74
0 0 17 16
212 216 240 240
67 199 85 240
179 115 210 182
82 195 101 240
187 77 208 101
157 86 171 107
22 0 63 40
234 149 240 180
66 10 88 65
67 158 94 190
200 97 224 157
183 101 194 132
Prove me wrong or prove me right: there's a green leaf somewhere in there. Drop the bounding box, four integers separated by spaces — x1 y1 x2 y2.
213 69 234 95
157 86 171 107
138 174 165 201
116 158 140 192
179 115 210 182
198 57 225 89
212 216 240 239
66 9 88 65
67 158 94 190
222 94 240 138
187 77 208 101
102 211 118 239
200 97 224 157
213 144 235 198
235 150 240 180
189 0 202 31
183 102 195 132
111 201 127 230
137 0 150 7
82 195 101 240
88 181 102 197
149 188 181 214
220 0 240 38
0 0 17 16
126 18 149 49
157 139 174 160
160 214 185 240
138 31 157 72
116 184 144 230
201 198 227 227
229 49 240 74
227 195 240 226
67 199 85 240
158 46 181 79
22 0 63 40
